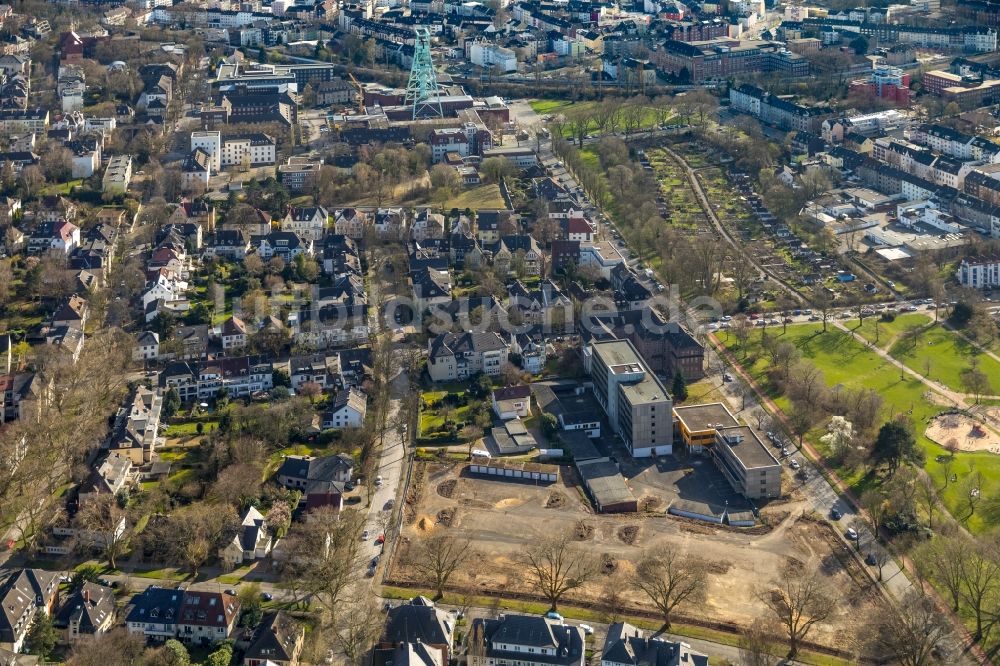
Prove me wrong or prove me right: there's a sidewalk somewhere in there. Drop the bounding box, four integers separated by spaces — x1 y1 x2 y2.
710 334 990 665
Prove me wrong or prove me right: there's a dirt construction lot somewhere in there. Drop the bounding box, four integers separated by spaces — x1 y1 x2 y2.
392 462 881 648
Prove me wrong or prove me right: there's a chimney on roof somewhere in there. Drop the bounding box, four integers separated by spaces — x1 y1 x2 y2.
83 589 90 604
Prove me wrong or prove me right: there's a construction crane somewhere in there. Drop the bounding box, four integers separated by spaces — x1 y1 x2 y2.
348 72 365 113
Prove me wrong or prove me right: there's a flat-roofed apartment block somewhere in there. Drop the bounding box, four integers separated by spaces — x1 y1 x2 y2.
590 340 672 457
712 425 781 499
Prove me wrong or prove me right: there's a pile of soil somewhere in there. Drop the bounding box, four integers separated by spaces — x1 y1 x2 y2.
600 553 618 575
617 525 640 545
545 492 567 509
437 508 454 527
573 520 594 541
416 515 435 531
437 479 457 499
640 496 663 512
406 465 426 524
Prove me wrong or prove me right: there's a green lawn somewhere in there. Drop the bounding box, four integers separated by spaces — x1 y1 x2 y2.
445 184 506 210
720 325 1000 533
579 146 600 170
888 323 1000 396
851 313 932 349
529 99 573 115
419 390 476 437
529 99 672 136
163 421 217 437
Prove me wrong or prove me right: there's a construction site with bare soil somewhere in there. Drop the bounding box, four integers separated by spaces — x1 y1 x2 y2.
386 461 883 652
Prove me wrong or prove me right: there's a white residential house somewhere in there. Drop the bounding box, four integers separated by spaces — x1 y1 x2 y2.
219 316 248 350
957 255 1000 289
282 206 328 241
218 506 274 568
321 387 367 428
190 130 222 171
133 331 160 361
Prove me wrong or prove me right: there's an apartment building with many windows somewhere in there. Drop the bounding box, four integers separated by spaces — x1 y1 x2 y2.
589 340 673 458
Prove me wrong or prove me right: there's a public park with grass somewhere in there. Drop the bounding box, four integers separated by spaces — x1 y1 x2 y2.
719 323 1000 534
528 99 675 136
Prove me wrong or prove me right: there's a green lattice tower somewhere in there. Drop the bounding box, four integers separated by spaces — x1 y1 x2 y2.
404 27 443 119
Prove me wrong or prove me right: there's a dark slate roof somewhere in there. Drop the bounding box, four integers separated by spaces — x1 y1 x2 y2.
54 583 115 634
276 453 354 483
244 612 302 663
125 586 183 625
383 599 453 647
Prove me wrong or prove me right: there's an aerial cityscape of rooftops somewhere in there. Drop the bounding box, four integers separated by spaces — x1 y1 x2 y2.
2 0 1000 663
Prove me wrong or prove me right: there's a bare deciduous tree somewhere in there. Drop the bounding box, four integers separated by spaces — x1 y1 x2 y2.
863 591 952 666
633 547 707 630
738 618 780 666
519 531 597 610
756 566 836 658
411 535 471 599
75 495 131 569
278 507 365 610
329 599 384 665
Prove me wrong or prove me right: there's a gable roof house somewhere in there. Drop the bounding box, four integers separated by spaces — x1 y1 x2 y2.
106 385 162 465
211 228 251 259
78 452 132 503
276 453 354 511
379 598 454 663
282 206 328 242
374 207 407 239
126 587 182 641
410 266 452 314
493 234 542 276
334 208 368 240
243 612 305 666
0 569 60 652
468 614 585 666
426 331 509 382
54 582 115 642
322 387 367 429
220 316 248 351
176 591 240 645
219 506 274 568
51 293 88 329
411 208 445 242
257 231 313 261
600 622 708 666
492 384 532 420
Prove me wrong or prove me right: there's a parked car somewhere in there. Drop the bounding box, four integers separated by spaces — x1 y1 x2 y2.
545 611 564 622
375 475 383 486
846 527 859 540
830 509 842 520
789 459 801 470
376 534 385 545
261 592 273 601
781 447 789 456
579 624 594 635
361 530 370 540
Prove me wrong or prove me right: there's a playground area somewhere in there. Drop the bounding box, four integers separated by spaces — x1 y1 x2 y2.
926 413 1000 454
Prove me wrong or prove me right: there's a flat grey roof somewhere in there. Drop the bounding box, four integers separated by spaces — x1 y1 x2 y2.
716 426 780 470
674 402 739 432
561 430 600 461
593 340 670 406
577 458 636 507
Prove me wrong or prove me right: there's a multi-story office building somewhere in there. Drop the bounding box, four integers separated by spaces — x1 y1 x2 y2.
590 340 673 458
711 426 782 499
